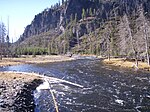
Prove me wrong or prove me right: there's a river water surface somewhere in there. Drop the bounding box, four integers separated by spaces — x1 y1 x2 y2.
0 59 150 112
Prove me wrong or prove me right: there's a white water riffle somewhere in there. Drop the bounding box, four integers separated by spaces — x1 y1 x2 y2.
34 76 84 111
34 76 83 96
37 79 50 91
115 99 124 106
34 78 50 101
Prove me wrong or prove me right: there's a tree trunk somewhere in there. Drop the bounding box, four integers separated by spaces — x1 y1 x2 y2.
0 52 2 60
108 53 110 61
108 43 110 61
0 40 1 60
135 58 138 68
146 51 150 65
135 52 138 68
76 29 80 51
144 25 150 66
145 35 150 65
129 26 138 67
0 56 2 60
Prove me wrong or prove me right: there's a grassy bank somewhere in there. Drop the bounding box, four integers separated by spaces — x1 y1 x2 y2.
103 58 150 71
0 55 75 67
0 72 41 81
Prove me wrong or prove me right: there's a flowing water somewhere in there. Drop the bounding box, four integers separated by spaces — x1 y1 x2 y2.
0 59 150 112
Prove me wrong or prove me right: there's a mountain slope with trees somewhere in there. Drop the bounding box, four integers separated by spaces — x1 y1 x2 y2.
14 0 150 65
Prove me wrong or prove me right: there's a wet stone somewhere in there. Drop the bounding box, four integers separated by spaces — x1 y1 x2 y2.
0 77 42 112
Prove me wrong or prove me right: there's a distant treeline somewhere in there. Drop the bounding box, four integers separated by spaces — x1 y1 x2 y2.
16 47 48 55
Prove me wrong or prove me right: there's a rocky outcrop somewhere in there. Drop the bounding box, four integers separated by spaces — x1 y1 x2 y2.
20 0 149 38
20 0 100 40
18 0 150 55
22 9 61 38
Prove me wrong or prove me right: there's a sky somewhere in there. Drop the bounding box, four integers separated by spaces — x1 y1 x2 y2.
0 0 59 42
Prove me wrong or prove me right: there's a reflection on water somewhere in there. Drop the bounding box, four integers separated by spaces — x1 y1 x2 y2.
0 59 150 112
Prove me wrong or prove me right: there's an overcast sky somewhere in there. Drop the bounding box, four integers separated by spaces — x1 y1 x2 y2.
0 0 59 42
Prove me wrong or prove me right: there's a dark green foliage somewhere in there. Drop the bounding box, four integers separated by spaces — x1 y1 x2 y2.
17 47 48 55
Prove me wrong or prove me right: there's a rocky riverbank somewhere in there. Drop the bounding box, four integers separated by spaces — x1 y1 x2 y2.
0 72 43 112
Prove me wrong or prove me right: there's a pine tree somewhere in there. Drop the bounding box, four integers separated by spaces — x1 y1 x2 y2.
62 0 64 5
82 8 86 20
70 14 73 25
89 8 93 17
0 22 6 60
74 13 77 23
93 9 96 15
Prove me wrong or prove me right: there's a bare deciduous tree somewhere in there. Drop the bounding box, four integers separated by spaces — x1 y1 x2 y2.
136 5 150 65
118 14 138 67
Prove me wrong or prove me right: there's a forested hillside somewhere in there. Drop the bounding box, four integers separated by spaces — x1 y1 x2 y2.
15 0 150 62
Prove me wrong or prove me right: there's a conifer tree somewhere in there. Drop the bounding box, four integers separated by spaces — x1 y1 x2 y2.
74 13 77 23
89 8 93 17
82 8 86 20
62 0 64 4
0 22 6 60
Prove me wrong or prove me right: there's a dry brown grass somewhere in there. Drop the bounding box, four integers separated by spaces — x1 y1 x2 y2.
103 58 150 71
0 55 74 67
0 60 23 67
0 72 41 82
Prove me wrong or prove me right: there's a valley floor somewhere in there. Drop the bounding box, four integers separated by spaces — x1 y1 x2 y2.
0 56 150 111
103 58 150 71
0 55 75 67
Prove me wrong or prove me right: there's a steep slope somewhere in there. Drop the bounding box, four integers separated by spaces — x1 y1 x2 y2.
16 0 150 57
20 0 102 40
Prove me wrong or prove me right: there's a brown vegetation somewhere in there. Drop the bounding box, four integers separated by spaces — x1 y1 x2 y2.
0 72 41 81
103 58 150 71
0 55 75 67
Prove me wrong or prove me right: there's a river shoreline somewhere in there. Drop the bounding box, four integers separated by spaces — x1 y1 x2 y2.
0 55 81 111
0 58 149 111
103 58 150 71
0 55 75 67
0 72 43 112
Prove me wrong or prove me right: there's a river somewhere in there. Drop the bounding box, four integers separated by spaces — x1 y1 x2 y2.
0 59 150 112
